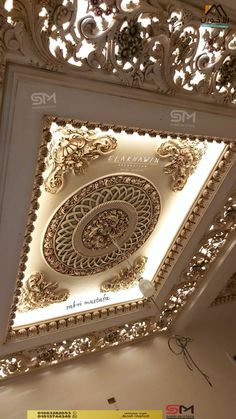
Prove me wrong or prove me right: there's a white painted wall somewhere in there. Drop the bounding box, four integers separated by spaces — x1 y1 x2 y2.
0 303 235 419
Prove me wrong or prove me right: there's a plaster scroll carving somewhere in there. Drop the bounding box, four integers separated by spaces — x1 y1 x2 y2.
157 195 236 329
1 1 236 106
0 318 159 381
156 139 207 191
17 272 69 312
44 126 117 193
100 256 148 292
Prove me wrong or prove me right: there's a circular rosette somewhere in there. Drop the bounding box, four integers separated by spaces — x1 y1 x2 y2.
43 175 161 276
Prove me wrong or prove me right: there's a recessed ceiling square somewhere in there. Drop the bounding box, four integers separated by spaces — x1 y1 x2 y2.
10 117 229 337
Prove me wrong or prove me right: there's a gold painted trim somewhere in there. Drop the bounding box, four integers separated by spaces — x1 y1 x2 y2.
11 299 147 340
158 195 236 329
0 317 161 381
152 145 236 290
6 116 236 341
0 194 235 381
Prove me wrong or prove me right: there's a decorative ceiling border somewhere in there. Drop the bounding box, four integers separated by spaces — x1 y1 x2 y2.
210 272 236 306
1 1 236 107
6 116 236 341
11 299 148 341
0 317 160 381
158 195 236 329
0 192 235 381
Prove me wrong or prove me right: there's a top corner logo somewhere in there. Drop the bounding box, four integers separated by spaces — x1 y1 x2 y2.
201 4 229 28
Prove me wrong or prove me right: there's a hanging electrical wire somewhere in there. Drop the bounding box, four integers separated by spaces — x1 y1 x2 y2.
168 335 213 387
110 237 212 387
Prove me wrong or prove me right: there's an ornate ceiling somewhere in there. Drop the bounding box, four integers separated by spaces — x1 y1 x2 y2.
0 0 235 381
42 174 160 276
1 0 236 107
7 115 232 337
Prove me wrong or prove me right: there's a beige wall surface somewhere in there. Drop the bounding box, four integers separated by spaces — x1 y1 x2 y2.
0 303 235 419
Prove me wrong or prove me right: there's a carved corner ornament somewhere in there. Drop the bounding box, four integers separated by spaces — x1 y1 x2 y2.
17 272 69 312
44 126 117 193
156 139 207 191
211 272 236 306
1 1 236 106
100 256 148 292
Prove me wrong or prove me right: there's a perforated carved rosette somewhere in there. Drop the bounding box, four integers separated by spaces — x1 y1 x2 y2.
43 175 161 276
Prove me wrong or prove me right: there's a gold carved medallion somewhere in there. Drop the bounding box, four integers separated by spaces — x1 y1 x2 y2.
43 175 161 276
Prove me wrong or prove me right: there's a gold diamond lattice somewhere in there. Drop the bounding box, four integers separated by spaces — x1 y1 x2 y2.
43 175 161 276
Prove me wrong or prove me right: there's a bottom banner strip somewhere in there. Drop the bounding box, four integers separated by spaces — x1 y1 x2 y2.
27 410 162 419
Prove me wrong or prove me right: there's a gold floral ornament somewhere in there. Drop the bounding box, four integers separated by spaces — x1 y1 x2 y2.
44 126 117 193
17 272 69 312
100 256 148 292
156 139 207 191
82 208 130 251
157 195 236 330
0 318 159 380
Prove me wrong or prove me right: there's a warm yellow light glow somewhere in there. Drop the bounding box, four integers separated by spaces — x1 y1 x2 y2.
13 126 225 328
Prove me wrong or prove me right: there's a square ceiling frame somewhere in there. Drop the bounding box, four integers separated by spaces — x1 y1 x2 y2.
2 113 236 343
0 64 235 382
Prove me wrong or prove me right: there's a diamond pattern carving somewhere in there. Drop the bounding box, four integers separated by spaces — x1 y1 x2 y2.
43 175 161 276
